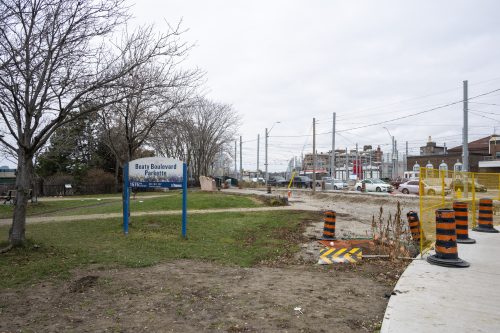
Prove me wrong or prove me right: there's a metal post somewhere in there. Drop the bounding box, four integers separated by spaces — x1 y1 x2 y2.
182 163 187 238
355 143 358 179
312 117 316 194
406 141 409 172
463 80 469 171
369 150 372 178
391 136 395 179
345 147 349 180
265 128 268 182
395 139 398 178
463 80 469 197
257 134 260 176
239 136 242 181
331 112 336 178
123 162 129 235
234 140 237 176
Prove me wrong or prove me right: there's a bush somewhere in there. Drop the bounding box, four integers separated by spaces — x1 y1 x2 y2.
77 169 115 194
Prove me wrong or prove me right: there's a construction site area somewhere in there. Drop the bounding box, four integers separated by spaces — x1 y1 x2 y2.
2 175 498 332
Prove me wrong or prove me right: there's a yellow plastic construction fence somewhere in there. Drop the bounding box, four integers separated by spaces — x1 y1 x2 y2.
419 167 500 254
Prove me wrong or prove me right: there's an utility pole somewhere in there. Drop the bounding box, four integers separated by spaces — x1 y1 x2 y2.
369 150 372 178
391 136 395 180
405 141 409 172
239 136 242 181
312 117 316 194
463 80 469 172
234 140 237 176
355 143 359 179
265 128 268 182
395 139 398 179
345 147 349 180
331 112 336 179
257 134 260 176
463 80 469 197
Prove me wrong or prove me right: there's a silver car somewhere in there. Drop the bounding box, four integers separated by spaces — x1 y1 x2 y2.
399 180 450 195
324 178 348 190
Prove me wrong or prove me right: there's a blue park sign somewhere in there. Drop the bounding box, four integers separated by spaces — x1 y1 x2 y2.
129 157 184 189
123 157 188 238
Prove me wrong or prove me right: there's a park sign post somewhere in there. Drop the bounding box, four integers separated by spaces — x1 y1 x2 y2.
123 157 188 238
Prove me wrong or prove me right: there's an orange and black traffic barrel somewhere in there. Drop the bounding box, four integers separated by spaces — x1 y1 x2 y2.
322 210 336 240
406 211 421 243
453 201 476 244
427 208 470 268
473 198 499 233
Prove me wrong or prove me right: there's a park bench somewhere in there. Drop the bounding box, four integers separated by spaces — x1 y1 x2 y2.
0 189 35 204
0 190 16 204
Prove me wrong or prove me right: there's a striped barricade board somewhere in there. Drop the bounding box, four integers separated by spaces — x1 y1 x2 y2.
318 247 362 264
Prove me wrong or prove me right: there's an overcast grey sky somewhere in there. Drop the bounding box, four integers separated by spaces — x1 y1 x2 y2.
132 0 500 172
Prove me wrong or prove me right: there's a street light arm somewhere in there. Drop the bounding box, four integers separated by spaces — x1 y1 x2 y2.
265 121 280 183
383 127 392 140
267 121 281 136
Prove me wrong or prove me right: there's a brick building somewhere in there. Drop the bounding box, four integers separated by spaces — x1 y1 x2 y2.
420 136 446 155
407 135 493 173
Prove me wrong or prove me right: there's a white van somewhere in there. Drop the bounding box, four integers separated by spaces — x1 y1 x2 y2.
403 171 419 180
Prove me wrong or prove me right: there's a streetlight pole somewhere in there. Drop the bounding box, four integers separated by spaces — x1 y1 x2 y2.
383 127 395 180
265 121 280 184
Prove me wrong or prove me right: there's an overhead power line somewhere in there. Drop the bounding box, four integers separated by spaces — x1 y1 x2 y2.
268 88 500 139
469 111 500 122
335 87 500 133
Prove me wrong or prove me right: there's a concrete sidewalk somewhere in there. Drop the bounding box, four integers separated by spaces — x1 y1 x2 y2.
381 229 500 332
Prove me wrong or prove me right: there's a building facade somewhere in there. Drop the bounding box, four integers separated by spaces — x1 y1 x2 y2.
302 146 384 180
407 135 493 173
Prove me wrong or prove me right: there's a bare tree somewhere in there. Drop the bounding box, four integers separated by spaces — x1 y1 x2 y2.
99 35 200 188
0 0 186 248
150 98 239 181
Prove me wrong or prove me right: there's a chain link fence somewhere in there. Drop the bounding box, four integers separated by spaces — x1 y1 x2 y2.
419 167 500 254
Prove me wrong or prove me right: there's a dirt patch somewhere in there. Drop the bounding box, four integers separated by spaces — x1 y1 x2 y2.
0 190 411 332
0 259 405 333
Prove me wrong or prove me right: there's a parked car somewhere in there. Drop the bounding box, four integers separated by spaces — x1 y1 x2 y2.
251 177 265 184
450 179 487 192
289 175 312 188
399 180 451 195
399 180 419 194
324 178 348 190
267 176 287 186
355 178 393 193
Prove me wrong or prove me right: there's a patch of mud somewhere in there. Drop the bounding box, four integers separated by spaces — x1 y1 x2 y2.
0 260 403 333
68 275 99 293
0 190 412 332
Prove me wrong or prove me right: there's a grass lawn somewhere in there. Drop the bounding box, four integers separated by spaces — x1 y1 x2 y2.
0 210 314 289
0 191 263 218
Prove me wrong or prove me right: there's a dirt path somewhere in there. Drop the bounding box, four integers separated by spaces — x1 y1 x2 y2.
0 206 301 226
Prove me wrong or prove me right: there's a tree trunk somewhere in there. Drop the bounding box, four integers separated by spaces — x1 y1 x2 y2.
9 150 34 247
